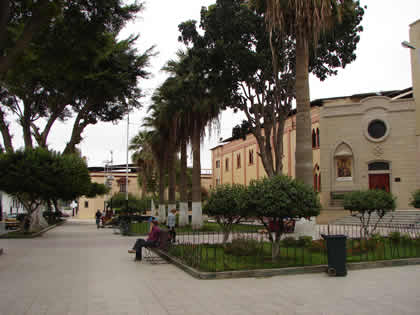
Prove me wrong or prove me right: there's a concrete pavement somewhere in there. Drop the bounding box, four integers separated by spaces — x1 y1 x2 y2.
1 221 420 315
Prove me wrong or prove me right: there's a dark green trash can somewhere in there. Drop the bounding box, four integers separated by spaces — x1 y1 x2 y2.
321 234 347 276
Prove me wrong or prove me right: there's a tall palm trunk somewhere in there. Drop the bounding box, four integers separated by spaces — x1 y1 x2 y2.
295 35 313 187
158 161 166 223
167 148 176 219
191 121 202 229
179 138 188 226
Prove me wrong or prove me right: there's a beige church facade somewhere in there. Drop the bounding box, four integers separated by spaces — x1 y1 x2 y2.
211 20 420 221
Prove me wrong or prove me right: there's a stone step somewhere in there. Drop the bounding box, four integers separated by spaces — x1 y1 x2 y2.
331 211 420 226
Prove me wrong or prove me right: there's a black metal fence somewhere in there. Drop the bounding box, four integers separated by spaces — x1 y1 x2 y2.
165 224 420 272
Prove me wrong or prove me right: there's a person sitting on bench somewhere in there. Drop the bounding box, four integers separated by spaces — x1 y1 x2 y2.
128 219 161 260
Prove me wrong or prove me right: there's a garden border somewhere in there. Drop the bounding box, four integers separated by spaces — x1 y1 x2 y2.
153 249 420 280
0 220 66 239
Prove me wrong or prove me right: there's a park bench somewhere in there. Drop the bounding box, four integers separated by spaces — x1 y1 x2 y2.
141 230 171 264
257 219 296 237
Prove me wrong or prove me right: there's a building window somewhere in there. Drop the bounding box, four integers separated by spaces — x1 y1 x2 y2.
365 119 389 142
249 149 254 165
236 153 241 169
216 178 220 185
318 173 321 192
313 164 321 192
225 158 229 171
119 182 127 193
368 120 387 139
334 142 353 181
316 128 320 147
368 162 390 171
312 129 317 148
84 201 89 208
216 160 220 168
337 157 352 178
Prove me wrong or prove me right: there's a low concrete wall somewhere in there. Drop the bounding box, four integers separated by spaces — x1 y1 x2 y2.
154 249 420 280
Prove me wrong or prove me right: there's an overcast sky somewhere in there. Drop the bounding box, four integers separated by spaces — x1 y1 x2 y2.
5 0 420 169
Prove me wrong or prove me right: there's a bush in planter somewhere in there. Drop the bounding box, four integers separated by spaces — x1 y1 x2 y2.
247 175 321 260
225 236 262 256
365 233 384 250
410 190 420 209
308 240 326 252
343 190 396 239
203 184 250 244
297 236 313 248
388 231 401 244
282 236 297 247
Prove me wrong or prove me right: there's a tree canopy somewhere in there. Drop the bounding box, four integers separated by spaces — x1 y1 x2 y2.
0 148 107 230
0 0 153 154
178 0 364 177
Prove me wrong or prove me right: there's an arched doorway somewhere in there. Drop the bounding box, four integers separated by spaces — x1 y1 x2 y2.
368 162 390 192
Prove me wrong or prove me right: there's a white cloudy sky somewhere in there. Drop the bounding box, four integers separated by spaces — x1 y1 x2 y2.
4 0 420 169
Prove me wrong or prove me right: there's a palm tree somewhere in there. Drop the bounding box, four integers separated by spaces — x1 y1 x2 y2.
143 104 170 223
129 131 157 199
263 0 342 186
162 54 194 227
165 50 222 229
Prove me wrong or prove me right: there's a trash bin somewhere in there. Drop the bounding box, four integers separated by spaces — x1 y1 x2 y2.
321 234 347 276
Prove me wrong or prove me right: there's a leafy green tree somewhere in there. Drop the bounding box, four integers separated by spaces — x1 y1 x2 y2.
204 184 249 244
0 148 107 231
410 190 420 209
189 0 294 177
0 0 153 153
255 0 364 185
247 175 321 259
0 0 62 78
107 193 151 214
343 190 396 238
180 0 364 179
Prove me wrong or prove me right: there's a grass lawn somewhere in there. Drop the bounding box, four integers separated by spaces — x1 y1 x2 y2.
128 222 261 235
168 238 420 272
0 230 38 238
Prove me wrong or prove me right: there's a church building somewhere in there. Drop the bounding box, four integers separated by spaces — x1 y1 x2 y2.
211 20 420 221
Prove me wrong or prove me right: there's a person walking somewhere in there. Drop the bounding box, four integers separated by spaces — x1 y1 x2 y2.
128 219 161 260
95 209 102 229
167 208 176 243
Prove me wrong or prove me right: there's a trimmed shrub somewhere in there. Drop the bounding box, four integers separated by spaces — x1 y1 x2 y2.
410 190 420 209
343 189 396 238
225 236 262 256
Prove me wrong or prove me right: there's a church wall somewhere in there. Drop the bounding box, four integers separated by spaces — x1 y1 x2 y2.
320 96 417 209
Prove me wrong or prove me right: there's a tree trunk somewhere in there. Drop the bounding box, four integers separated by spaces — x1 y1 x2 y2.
271 240 281 261
158 161 166 223
167 139 176 217
63 108 90 154
0 107 14 152
22 103 33 149
0 0 54 78
191 121 202 229
273 116 285 176
254 128 275 177
179 138 188 226
295 35 313 187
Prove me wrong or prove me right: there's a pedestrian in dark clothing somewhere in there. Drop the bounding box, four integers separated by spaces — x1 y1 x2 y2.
128 219 161 260
95 210 102 229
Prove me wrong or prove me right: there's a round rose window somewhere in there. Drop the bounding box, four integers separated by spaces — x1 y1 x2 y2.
367 120 387 139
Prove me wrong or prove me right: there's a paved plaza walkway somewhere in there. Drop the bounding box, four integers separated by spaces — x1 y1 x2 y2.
1 222 420 315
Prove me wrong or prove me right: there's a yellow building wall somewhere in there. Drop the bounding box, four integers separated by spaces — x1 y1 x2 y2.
77 172 141 219
211 107 321 188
